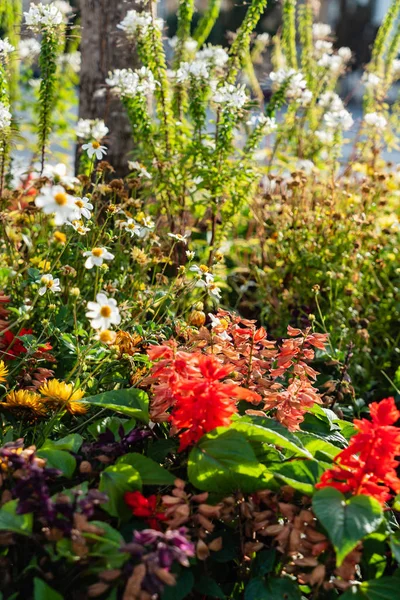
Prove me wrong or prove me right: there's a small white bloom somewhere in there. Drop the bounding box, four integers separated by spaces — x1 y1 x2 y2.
318 91 344 112
362 72 381 91
0 38 15 56
196 45 229 68
0 102 11 129
213 83 247 108
318 53 345 73
35 185 76 225
312 23 332 39
82 141 107 160
270 69 310 101
53 0 73 15
392 59 400 79
256 32 270 45
364 112 387 131
142 216 154 228
42 163 79 187
208 313 231 340
76 118 108 141
58 50 81 73
121 218 147 238
74 196 93 220
247 114 277 133
197 272 222 299
186 250 195 260
168 232 189 244
315 130 334 144
86 293 121 330
70 220 90 235
24 2 63 32
117 9 160 38
175 60 209 83
106 67 157 98
128 161 152 179
324 109 354 131
338 47 352 63
83 247 114 269
19 38 41 62
314 40 333 58
39 274 61 296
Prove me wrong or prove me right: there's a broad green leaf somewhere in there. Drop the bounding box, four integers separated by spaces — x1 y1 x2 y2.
37 448 76 478
83 388 149 423
162 569 194 600
117 453 175 486
231 417 312 459
296 432 341 461
33 579 63 600
0 501 32 536
245 577 301 600
272 459 327 495
86 521 129 568
312 489 383 565
341 577 400 600
251 549 276 577
194 576 225 598
188 428 273 493
43 434 83 453
390 532 400 564
88 416 135 439
99 463 142 518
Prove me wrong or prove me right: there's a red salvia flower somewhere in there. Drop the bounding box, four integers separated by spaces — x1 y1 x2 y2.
124 491 167 530
316 397 400 505
169 354 260 451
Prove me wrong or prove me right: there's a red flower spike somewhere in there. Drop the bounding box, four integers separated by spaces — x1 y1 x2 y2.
316 397 400 505
124 491 167 530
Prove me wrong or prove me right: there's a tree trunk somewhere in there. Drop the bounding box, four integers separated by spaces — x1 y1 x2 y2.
77 0 144 176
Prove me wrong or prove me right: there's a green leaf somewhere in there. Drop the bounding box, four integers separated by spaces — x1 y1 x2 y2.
341 578 400 600
188 428 273 493
0 501 32 536
33 579 63 600
251 549 276 576
231 417 312 458
272 459 326 495
296 432 341 461
390 531 400 564
37 448 76 478
312 489 383 565
88 416 135 439
162 569 194 600
43 434 83 453
117 453 175 486
83 388 149 423
147 438 178 462
99 463 142 518
86 521 129 568
245 577 301 600
194 576 225 598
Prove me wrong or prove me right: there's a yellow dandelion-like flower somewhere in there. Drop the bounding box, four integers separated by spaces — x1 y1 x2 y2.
0 360 8 384
2 390 47 419
39 379 87 415
53 231 67 244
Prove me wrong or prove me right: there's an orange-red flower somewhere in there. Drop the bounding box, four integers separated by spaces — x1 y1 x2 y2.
316 397 400 505
124 491 167 529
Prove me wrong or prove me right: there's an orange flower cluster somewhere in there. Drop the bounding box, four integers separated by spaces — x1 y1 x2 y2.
147 344 260 450
316 397 400 504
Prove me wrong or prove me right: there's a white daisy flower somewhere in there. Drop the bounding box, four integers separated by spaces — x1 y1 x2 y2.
128 161 152 179
86 293 121 330
121 218 147 238
35 185 76 225
42 163 79 187
83 247 114 269
208 313 231 340
141 216 155 228
213 83 247 109
82 141 107 160
38 274 61 296
186 250 195 260
24 2 63 32
70 220 91 235
74 196 93 220
168 232 189 244
197 272 222 299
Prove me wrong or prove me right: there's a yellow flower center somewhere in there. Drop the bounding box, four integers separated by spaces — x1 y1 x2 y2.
75 199 84 208
200 265 209 273
92 141 100 149
92 248 103 257
100 305 112 318
46 279 54 288
99 329 116 343
54 192 68 206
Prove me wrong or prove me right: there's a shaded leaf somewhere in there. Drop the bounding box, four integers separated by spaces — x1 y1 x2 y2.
0 501 32 536
84 388 149 423
99 464 142 518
